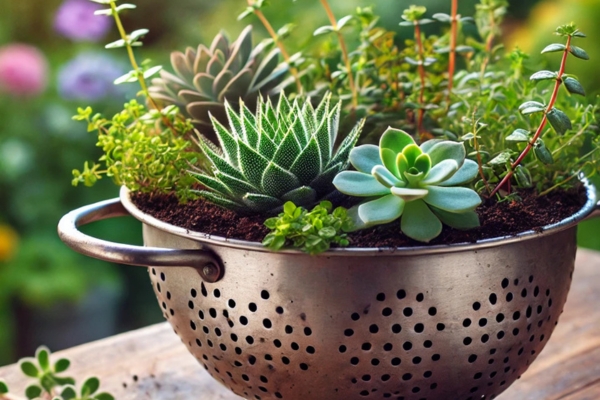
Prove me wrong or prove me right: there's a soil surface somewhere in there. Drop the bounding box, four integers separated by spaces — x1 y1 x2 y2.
132 186 587 248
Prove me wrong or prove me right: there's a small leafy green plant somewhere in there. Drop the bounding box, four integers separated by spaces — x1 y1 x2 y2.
8 346 114 400
334 128 481 242
263 201 353 254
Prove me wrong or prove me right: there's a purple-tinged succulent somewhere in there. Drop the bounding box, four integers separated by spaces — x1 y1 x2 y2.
0 44 48 97
58 52 126 101
54 0 112 42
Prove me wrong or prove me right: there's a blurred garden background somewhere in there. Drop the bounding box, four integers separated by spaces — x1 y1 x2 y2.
0 0 599 366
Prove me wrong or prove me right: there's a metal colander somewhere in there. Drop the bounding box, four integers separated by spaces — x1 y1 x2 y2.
58 184 599 400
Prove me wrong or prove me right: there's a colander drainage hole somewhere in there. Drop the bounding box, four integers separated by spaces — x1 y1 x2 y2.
201 283 207 297
249 303 257 312
276 306 284 314
285 325 294 334
209 308 217 318
228 299 236 308
213 289 221 298
261 290 270 300
463 318 472 327
351 312 360 321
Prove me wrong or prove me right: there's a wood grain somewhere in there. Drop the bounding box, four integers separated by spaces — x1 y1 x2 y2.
1 249 599 400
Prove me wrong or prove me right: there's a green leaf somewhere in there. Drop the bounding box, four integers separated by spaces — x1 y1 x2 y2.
489 151 512 165
533 139 554 164
515 165 533 188
333 171 390 197
20 360 39 377
372 165 401 187
456 45 475 54
357 195 405 226
432 13 451 23
541 43 566 54
281 186 317 207
380 128 415 155
401 200 442 242
105 39 127 49
191 172 232 196
313 25 335 36
128 29 149 42
424 141 466 167
421 159 458 185
289 138 322 185
25 385 42 399
0 380 8 394
547 108 572 135
272 130 302 170
95 392 116 400
569 45 590 60
242 193 282 213
518 101 545 114
350 145 382 174
143 65 162 79
261 162 301 198
439 159 479 186
81 377 100 396
36 346 50 371
506 129 530 143
430 207 480 230
337 15 353 30
238 140 270 187
52 376 76 386
563 77 585 96
390 187 428 202
61 386 77 400
424 186 482 213
115 3 137 12
530 70 557 82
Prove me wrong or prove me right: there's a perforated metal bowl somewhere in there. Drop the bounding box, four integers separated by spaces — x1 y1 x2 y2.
58 183 600 400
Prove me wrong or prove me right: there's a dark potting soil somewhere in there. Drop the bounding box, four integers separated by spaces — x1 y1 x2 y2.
131 186 587 248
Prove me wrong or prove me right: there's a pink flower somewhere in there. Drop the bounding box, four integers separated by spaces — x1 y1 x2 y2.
0 44 48 97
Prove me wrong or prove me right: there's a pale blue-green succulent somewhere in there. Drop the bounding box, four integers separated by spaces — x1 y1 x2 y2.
333 128 482 242
191 93 364 214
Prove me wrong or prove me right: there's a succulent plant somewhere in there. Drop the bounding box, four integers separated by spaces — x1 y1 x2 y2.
190 92 365 214
149 25 290 140
333 128 481 242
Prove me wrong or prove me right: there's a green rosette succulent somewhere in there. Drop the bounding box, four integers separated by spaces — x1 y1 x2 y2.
190 93 365 214
333 128 482 242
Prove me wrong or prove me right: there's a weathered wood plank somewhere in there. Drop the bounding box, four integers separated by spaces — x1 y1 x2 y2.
1 249 599 400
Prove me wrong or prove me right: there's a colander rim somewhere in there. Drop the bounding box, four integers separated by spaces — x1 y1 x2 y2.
120 177 597 257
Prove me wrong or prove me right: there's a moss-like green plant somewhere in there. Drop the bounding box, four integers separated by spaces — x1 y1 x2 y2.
191 92 365 214
263 201 353 254
333 128 481 242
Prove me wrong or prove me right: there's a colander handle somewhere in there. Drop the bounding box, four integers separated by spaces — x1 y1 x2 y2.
57 198 223 282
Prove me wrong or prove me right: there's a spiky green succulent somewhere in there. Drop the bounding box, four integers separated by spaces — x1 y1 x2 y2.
333 128 481 242
149 25 290 140
190 93 365 214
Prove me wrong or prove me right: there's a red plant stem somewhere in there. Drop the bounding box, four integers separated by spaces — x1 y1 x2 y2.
415 22 426 136
447 0 458 103
490 35 572 197
320 0 358 109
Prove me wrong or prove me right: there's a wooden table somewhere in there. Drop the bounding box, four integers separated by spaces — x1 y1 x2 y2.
1 249 599 400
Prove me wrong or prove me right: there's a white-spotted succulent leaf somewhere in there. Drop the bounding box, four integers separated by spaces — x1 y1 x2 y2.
191 93 365 214
333 128 481 242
